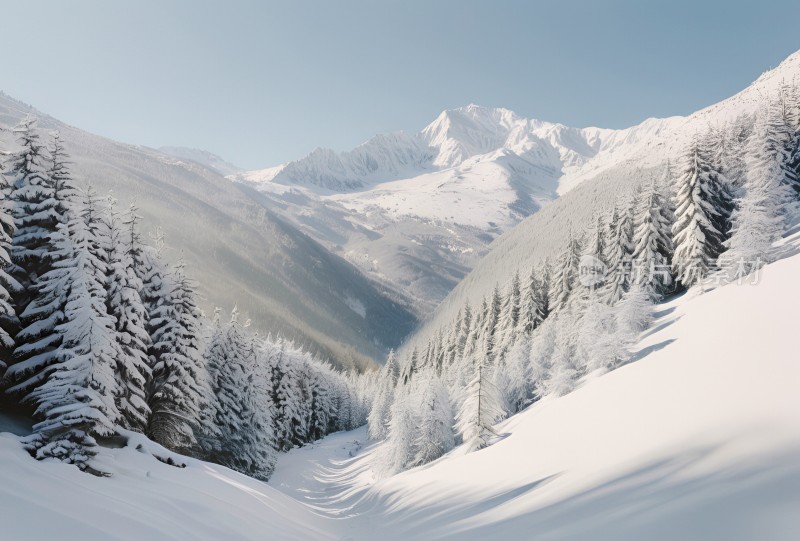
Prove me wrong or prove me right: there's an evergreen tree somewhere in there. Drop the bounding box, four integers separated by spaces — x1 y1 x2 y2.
380 387 417 474
723 114 754 191
503 335 534 413
481 286 502 364
632 174 674 296
412 372 454 466
549 230 581 313
367 349 398 440
103 197 151 432
720 106 796 277
455 355 503 451
146 260 210 453
23 203 120 474
0 152 18 363
4 143 77 404
543 311 579 397
496 273 521 348
671 134 733 287
7 118 59 306
604 202 635 304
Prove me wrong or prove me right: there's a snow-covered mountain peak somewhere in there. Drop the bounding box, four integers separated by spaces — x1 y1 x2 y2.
421 105 531 167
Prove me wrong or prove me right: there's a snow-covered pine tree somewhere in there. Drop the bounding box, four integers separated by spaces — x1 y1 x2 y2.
671 134 733 288
632 173 674 297
534 262 551 325
480 286 502 364
542 310 579 397
4 138 78 407
613 282 654 361
496 272 521 349
23 199 120 474
380 386 417 474
103 196 151 432
463 299 485 360
412 372 454 466
238 319 278 481
367 349 398 440
7 118 59 307
549 230 581 313
146 259 210 454
48 131 78 220
575 289 618 376
272 342 303 449
518 267 540 335
720 105 797 277
455 354 504 452
503 334 533 413
204 307 248 467
772 89 800 199
456 304 471 361
723 114 754 191
604 201 635 304
0 150 18 363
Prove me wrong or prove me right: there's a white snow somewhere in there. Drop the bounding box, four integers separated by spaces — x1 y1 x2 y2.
3 240 798 540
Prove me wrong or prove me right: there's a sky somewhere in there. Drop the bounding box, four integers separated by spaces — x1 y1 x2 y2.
2 0 800 170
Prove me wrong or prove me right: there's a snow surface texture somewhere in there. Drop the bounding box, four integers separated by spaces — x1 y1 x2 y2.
3 242 798 540
0 94 417 369
231 50 800 309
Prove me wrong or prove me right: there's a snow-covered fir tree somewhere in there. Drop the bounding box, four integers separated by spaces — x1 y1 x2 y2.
23 199 120 474
367 349 398 440
7 118 61 306
632 172 674 296
671 133 734 287
604 201 635 304
720 104 797 277
146 259 210 453
455 354 504 452
103 197 151 432
412 372 454 466
0 151 18 361
549 230 581 313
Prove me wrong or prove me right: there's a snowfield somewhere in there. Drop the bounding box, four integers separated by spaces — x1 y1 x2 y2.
3 241 799 540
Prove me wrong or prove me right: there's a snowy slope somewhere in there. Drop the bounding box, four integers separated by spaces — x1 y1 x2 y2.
158 146 243 177
0 431 337 541
233 49 800 309
0 94 417 368
274 244 800 540
7 243 795 540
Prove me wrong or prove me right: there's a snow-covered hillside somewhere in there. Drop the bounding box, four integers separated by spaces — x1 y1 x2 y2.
158 146 243 177
0 94 417 368
3 238 798 540
232 50 800 309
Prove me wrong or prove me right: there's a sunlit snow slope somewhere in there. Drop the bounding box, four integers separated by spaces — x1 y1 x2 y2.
3 240 798 540
277 242 800 540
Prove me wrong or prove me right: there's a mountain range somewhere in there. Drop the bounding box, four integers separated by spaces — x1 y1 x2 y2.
228 50 800 337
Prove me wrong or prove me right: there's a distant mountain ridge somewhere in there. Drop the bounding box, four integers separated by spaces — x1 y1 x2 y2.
229 50 800 313
159 146 243 177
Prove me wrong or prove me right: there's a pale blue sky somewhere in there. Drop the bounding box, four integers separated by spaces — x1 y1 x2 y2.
2 0 799 169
